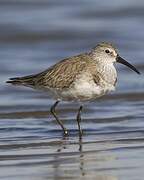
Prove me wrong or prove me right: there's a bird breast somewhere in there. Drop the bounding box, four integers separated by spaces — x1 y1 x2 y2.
59 68 116 101
96 63 117 87
50 64 117 102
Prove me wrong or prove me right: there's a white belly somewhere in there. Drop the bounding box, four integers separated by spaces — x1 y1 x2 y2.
44 64 117 101
55 75 115 101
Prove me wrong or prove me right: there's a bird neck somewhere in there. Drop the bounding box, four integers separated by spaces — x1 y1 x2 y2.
96 61 117 86
89 51 117 85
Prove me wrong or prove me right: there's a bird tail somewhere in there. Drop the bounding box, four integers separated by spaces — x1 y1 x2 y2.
6 74 36 86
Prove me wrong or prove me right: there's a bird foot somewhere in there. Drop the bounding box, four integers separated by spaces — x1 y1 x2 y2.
63 129 69 136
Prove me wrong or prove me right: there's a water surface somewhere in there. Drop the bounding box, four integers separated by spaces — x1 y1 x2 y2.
0 0 144 180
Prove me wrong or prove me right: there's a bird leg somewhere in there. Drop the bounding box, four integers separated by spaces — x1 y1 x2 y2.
50 101 68 136
76 105 83 137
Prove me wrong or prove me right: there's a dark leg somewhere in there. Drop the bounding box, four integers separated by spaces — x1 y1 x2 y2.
50 101 68 136
76 105 83 137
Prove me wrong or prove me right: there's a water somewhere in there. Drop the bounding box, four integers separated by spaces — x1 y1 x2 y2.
0 0 144 180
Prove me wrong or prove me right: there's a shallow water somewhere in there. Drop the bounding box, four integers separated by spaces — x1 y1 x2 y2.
0 0 144 180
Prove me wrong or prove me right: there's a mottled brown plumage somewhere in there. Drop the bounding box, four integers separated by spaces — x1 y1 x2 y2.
38 54 89 89
6 42 140 136
7 53 100 89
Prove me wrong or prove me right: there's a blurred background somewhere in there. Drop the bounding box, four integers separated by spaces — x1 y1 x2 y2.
0 0 144 180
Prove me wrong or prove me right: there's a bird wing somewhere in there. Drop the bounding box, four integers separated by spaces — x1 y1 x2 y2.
7 54 90 89
35 54 89 89
92 73 101 86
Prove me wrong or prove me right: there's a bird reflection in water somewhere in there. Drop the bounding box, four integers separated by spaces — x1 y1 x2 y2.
51 135 118 180
52 135 86 178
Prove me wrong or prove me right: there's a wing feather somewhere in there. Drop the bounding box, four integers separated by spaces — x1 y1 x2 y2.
36 54 88 89
7 53 91 89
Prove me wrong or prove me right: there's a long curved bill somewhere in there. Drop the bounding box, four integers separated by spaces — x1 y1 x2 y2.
116 55 140 74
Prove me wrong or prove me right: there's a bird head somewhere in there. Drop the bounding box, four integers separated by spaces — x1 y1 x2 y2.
91 42 140 74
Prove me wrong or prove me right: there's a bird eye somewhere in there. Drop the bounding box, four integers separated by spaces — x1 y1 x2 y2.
105 49 110 54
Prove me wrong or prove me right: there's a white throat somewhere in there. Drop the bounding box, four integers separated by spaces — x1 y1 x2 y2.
96 61 117 85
